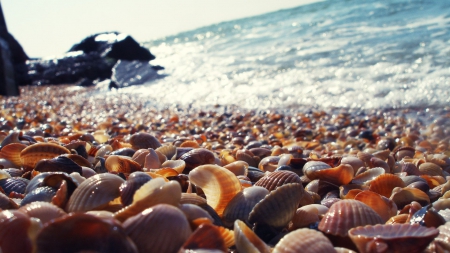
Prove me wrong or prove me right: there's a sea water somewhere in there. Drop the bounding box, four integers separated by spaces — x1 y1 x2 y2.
113 0 450 111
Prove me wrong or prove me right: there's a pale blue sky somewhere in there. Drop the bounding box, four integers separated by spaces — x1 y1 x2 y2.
2 0 320 58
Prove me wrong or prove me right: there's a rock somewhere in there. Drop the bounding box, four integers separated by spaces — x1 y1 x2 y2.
111 60 162 88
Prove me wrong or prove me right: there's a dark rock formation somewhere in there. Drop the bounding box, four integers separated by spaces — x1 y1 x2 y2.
26 32 161 86
111 60 164 88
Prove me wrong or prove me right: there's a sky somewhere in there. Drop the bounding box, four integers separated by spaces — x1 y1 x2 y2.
1 0 320 58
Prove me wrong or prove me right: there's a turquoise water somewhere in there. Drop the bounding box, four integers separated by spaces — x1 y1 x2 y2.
116 0 450 110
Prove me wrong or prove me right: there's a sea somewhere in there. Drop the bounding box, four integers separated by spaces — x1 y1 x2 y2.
108 0 450 112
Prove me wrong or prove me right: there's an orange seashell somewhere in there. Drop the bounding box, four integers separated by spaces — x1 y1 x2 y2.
349 224 438 253
420 174 446 188
182 223 227 252
318 199 383 237
386 213 409 224
273 228 336 253
368 174 405 198
105 155 142 175
339 184 367 199
189 164 242 217
154 167 179 177
180 140 200 148
20 143 71 171
234 220 270 253
304 162 354 186
254 170 302 191
354 190 398 222
0 143 27 168
160 160 186 174
351 167 385 185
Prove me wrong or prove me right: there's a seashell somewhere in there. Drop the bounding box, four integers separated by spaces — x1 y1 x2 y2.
421 174 446 188
129 132 161 150
369 157 390 173
0 143 27 167
36 213 137 253
123 204 191 253
318 199 383 238
290 205 322 230
305 179 319 193
247 166 266 182
401 175 427 186
334 247 357 253
419 162 443 176
357 151 373 166
234 220 271 253
189 164 242 217
254 170 301 191
130 149 150 167
273 228 335 253
180 203 214 225
161 159 186 174
63 154 92 168
181 193 207 206
0 169 10 180
434 199 450 211
20 143 71 171
222 186 269 228
401 162 420 176
389 187 430 209
0 177 29 195
373 149 390 160
236 149 259 167
304 162 354 186
349 224 438 253
223 161 248 176
0 210 37 253
34 155 82 175
409 204 446 228
105 155 142 175
114 177 181 222
322 197 342 208
155 144 177 160
368 174 405 198
63 141 89 159
119 171 152 206
143 148 161 170
406 181 430 193
340 156 364 173
180 148 216 173
66 173 125 213
182 223 227 252
258 156 280 172
248 183 303 229
250 147 272 159
20 186 57 207
153 167 178 177
110 148 136 157
0 191 19 209
339 184 367 199
354 190 398 222
18 201 66 224
432 221 450 251
394 146 416 161
386 213 409 224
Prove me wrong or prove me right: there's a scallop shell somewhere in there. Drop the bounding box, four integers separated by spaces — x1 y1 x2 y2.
273 228 336 253
36 213 137 253
180 203 214 224
0 177 29 195
258 156 280 172
236 150 259 167
0 143 27 167
254 170 301 191
354 190 398 222
351 167 385 185
222 186 269 228
114 177 182 222
34 155 83 175
155 144 177 160
188 164 242 217
20 186 57 207
181 193 208 206
368 174 405 198
234 220 271 253
123 204 191 253
340 156 365 173
18 201 66 224
248 183 304 229
143 148 161 170
290 205 323 230
160 159 186 174
223 161 248 177
348 224 438 253
389 187 430 209
318 199 383 237
129 132 161 150
304 162 354 186
20 143 71 171
105 155 142 175
119 171 152 206
66 173 125 213
0 210 35 253
419 162 443 176
182 223 227 252
180 148 216 173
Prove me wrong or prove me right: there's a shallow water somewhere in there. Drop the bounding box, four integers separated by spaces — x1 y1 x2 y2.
109 0 450 111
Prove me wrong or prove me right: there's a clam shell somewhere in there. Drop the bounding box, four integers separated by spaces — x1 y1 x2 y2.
20 143 71 171
129 132 161 150
66 173 125 213
0 210 35 253
419 162 443 176
105 155 142 175
254 170 301 191
273 228 335 253
351 167 385 185
368 174 405 198
247 166 266 182
318 199 383 237
20 186 57 206
222 186 269 228
114 177 181 222
155 144 177 160
354 190 398 222
19 201 66 224
390 187 430 209
248 183 304 229
34 155 82 175
386 213 409 224
189 164 242 217
401 162 420 176
182 223 227 252
0 177 29 195
0 143 27 167
258 156 280 172
123 204 191 253
63 154 92 168
180 148 216 173
180 203 214 224
340 156 364 173
181 193 208 206
161 159 186 174
234 220 271 253
223 161 248 177
130 149 149 167
348 224 438 253
290 205 322 230
36 213 137 253
143 148 161 170
236 150 259 167
119 171 152 206
304 163 354 186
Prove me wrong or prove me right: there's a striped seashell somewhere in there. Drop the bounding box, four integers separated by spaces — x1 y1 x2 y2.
182 223 227 252
155 144 177 160
354 190 398 222
223 161 248 177
254 170 301 191
340 156 365 173
129 132 161 150
18 201 66 224
161 159 186 174
123 204 191 253
34 155 82 175
0 177 29 195
234 220 271 253
189 164 242 217
0 143 27 168
304 162 353 186
222 186 269 228
20 143 71 171
66 173 124 213
318 199 383 238
258 156 280 172
349 224 438 253
368 174 405 198
273 228 336 253
180 148 216 173
419 162 443 177
389 187 430 209
114 177 181 222
119 171 152 206
248 183 304 229
401 162 420 176
20 186 57 207
105 155 142 175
